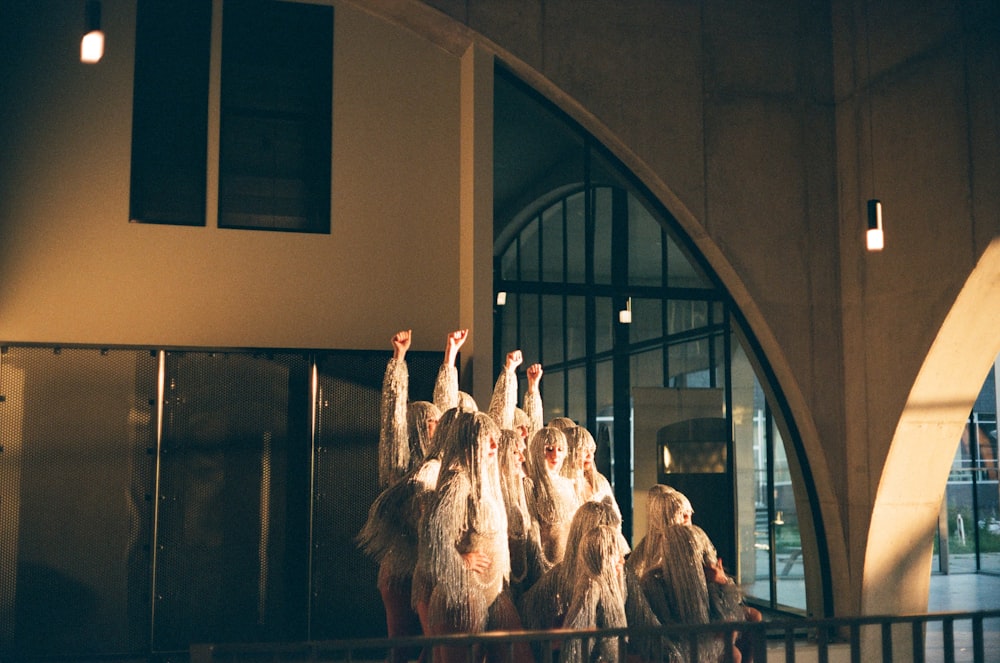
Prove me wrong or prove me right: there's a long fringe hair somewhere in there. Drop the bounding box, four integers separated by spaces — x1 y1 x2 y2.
525 427 572 525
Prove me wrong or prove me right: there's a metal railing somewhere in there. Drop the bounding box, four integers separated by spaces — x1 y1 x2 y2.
192 608 1000 663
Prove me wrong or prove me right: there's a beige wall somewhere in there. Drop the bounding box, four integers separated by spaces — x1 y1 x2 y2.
0 1 464 354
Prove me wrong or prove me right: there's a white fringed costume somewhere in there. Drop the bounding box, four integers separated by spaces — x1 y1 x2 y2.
561 525 629 663
525 427 581 567
423 412 527 663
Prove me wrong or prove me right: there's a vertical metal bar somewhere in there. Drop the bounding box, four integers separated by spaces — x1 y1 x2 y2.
914 619 927 663
817 622 829 663
881 622 893 661
306 359 319 640
258 430 271 624
850 623 862 663
972 615 984 662
149 349 166 647
942 617 955 663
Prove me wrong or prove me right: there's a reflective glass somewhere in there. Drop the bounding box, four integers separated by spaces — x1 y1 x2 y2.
593 187 612 284
566 194 586 283
629 348 663 389
628 195 663 286
541 203 564 282
566 296 586 361
595 296 613 354
520 217 540 281
568 366 587 425
541 295 564 365
630 297 662 345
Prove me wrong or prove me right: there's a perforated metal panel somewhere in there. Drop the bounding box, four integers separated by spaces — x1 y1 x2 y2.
0 344 441 658
152 350 311 651
310 350 440 640
0 346 158 657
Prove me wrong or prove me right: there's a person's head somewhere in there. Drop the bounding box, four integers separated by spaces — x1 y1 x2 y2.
578 524 626 579
457 390 478 411
564 497 622 559
407 400 440 460
426 406 463 459
498 428 526 479
531 426 567 474
513 407 531 441
547 416 576 432
647 484 694 531
564 425 597 474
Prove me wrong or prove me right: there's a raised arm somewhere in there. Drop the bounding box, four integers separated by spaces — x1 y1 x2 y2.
487 350 523 429
433 329 468 411
379 330 412 488
523 363 544 435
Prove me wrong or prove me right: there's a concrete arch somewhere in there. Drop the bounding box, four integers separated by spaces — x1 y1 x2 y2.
863 239 1000 616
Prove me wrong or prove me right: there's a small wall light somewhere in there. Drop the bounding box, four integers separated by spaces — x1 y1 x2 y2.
618 296 632 324
866 199 884 252
495 291 507 306
80 0 104 64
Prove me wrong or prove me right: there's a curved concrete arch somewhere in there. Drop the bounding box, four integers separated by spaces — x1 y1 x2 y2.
863 239 1000 616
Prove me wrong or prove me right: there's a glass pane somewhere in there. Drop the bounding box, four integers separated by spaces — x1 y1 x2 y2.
593 187 613 285
774 425 805 610
628 195 663 286
595 296 613 354
567 366 587 425
973 413 1000 573
541 295 564 365
667 299 709 336
130 0 211 226
668 340 710 388
566 296 587 361
219 0 332 232
732 341 770 603
630 348 663 389
566 194 586 283
520 218 540 281
541 203 564 282
666 229 712 289
630 298 662 345
519 294 540 365
500 242 518 281
541 369 567 422
595 359 614 479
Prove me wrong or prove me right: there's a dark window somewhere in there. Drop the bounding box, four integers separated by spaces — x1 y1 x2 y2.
129 0 333 233
129 0 212 226
219 1 333 233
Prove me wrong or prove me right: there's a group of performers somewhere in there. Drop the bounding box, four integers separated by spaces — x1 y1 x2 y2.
357 329 760 663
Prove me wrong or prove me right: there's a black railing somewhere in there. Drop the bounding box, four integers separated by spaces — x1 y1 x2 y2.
192 609 1000 663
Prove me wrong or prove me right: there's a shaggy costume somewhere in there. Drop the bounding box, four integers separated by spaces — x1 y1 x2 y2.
519 498 624 633
639 524 744 663
498 428 546 603
561 525 629 663
525 427 581 567
378 353 439 489
563 425 622 521
362 345 442 663
423 412 526 663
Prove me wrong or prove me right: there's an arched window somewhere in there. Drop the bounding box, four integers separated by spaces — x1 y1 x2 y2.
493 66 825 614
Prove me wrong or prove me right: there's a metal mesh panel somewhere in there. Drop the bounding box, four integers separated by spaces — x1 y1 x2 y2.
152 351 311 652
0 346 158 657
310 350 440 640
